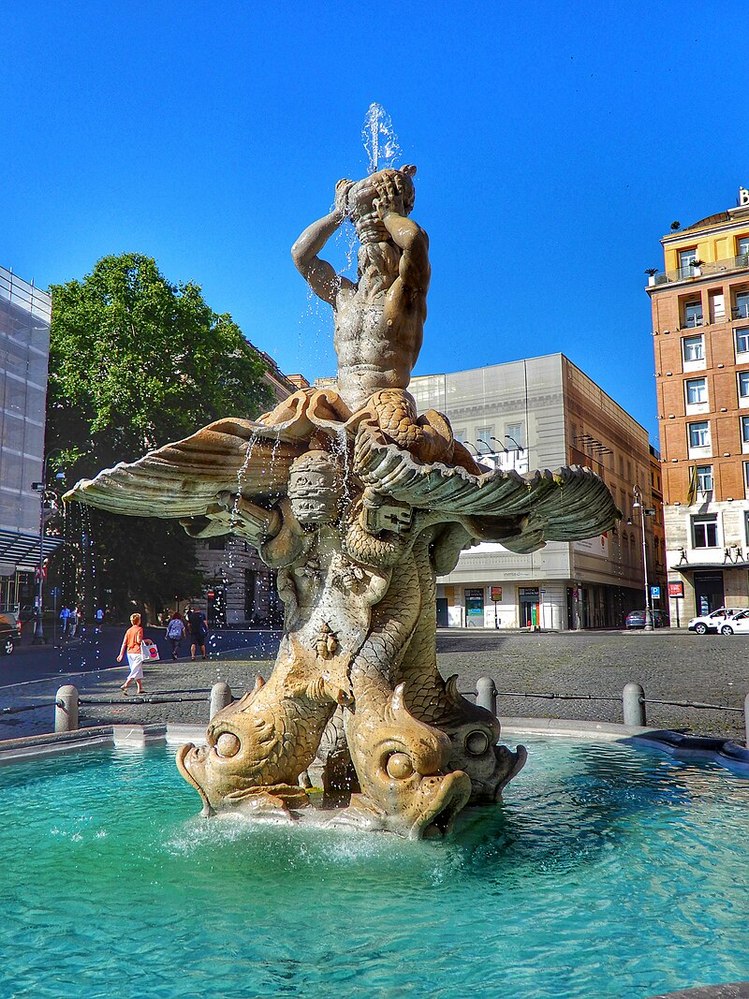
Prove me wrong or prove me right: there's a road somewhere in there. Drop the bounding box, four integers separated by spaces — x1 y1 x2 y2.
0 626 282 687
1 627 747 744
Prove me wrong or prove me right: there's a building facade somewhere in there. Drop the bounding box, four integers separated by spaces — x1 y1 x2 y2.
648 187 749 624
410 355 664 629
0 266 53 615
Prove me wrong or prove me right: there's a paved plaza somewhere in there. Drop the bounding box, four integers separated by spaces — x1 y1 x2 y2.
1 628 747 745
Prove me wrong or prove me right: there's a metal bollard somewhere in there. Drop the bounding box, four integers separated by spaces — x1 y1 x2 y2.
55 684 79 733
209 681 233 720
476 676 498 716
622 682 646 727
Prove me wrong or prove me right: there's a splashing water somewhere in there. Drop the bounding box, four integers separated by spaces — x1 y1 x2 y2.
362 102 400 174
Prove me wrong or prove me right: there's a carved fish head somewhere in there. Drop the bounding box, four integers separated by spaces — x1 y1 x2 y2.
176 679 286 815
441 676 526 803
349 684 471 840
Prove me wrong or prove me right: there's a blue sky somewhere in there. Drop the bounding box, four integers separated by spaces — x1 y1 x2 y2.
4 2 748 445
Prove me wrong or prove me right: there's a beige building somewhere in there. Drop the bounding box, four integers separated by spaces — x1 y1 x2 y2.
410 355 664 629
648 186 749 624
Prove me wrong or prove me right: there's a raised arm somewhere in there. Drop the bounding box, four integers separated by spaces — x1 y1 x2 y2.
291 179 356 307
374 173 430 298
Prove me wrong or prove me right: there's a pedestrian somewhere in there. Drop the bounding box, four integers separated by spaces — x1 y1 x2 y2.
166 611 186 660
68 605 77 638
116 612 145 694
94 607 104 633
187 606 208 660
59 605 70 638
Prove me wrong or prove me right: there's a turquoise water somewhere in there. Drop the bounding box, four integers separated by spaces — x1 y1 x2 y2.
2 740 748 999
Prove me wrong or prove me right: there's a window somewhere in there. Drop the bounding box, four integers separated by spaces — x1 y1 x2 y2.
734 291 749 320
685 377 707 405
745 461 749 491
736 328 749 355
742 416 749 444
692 515 718 549
683 300 703 328
688 421 710 448
696 465 713 493
682 334 704 362
475 426 494 450
505 422 526 449
740 372 749 402
678 248 698 278
738 236 749 260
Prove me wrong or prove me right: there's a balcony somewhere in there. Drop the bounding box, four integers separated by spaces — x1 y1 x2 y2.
649 253 749 287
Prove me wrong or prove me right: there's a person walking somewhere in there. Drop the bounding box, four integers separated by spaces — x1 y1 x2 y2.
166 611 186 660
187 606 208 661
116 612 145 694
59 605 70 639
94 607 104 634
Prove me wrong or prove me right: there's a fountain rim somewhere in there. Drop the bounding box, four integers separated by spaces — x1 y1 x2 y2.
0 719 747 778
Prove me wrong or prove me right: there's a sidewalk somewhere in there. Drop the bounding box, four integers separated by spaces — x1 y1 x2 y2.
1 631 747 744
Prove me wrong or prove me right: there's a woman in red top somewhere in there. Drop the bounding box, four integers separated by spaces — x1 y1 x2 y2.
117 612 145 694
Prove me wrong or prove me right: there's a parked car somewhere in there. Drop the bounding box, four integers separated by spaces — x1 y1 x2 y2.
714 609 749 636
625 609 668 629
0 623 16 656
687 607 745 635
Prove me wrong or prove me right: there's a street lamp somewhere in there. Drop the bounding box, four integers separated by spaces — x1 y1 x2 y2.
30 454 66 644
632 485 654 631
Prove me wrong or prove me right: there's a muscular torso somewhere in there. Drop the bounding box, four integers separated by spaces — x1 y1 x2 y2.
334 286 425 413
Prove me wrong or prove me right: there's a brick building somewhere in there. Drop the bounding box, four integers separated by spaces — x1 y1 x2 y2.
648 187 749 623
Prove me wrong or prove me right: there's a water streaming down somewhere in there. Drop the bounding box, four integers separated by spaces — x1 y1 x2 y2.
1 738 747 999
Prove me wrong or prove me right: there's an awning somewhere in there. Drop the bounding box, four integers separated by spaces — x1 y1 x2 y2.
669 561 746 573
0 530 64 574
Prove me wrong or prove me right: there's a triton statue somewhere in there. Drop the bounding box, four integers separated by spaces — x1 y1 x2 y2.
66 164 618 838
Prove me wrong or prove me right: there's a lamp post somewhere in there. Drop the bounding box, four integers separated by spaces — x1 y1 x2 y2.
632 485 653 631
30 453 65 644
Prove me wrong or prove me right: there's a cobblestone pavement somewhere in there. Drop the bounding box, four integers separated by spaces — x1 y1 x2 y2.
1 630 747 744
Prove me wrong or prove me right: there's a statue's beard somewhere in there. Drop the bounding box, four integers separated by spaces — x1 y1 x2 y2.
357 242 400 296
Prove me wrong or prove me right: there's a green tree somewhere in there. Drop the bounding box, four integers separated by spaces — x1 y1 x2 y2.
47 253 275 619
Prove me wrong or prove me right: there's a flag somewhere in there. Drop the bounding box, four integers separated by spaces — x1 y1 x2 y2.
686 466 697 506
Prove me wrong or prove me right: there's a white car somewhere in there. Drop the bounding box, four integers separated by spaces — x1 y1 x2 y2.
687 607 745 635
715 610 749 635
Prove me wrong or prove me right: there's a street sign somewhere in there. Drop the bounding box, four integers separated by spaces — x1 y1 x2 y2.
668 581 684 598
650 585 661 599
490 586 502 601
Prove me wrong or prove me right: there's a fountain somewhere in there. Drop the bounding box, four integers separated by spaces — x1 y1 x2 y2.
65 159 618 838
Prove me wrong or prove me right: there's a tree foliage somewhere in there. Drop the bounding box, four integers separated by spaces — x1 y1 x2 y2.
47 253 275 617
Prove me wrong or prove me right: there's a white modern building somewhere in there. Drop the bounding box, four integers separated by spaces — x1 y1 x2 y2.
410 354 665 629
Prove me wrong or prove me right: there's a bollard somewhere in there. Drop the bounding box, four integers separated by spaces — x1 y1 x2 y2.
745 693 749 749
622 682 646 727
476 676 498 717
209 681 233 720
55 684 79 733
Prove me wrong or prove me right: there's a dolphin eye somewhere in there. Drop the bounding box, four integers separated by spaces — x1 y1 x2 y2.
215 732 241 758
465 730 490 757
386 753 413 779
